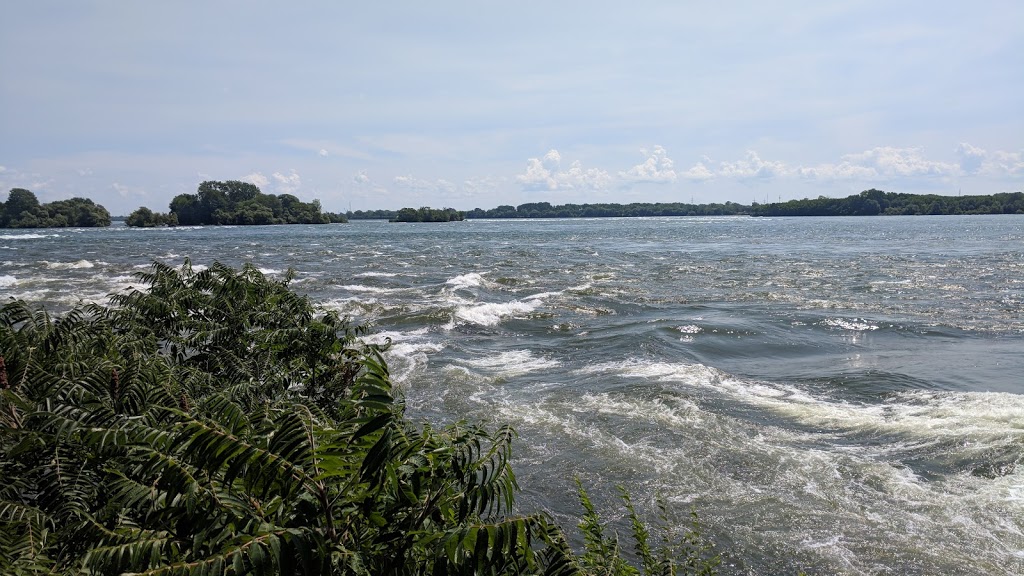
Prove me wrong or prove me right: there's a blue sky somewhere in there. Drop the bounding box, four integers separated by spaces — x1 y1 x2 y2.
1 1 1022 215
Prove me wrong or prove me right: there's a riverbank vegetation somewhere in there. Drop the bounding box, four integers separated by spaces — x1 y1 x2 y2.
1 188 111 228
751 189 1024 216
343 191 1024 221
466 201 750 219
0 262 719 575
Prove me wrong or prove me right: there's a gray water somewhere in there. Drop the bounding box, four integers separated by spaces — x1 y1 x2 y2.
2 216 1023 575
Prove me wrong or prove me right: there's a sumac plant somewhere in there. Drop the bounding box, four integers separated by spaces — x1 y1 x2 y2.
0 261 717 575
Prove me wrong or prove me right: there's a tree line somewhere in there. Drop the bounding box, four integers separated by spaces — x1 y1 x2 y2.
0 261 720 575
390 206 465 222
0 188 111 228
5 185 1023 230
751 189 1024 216
464 201 751 219
347 202 750 221
128 180 347 226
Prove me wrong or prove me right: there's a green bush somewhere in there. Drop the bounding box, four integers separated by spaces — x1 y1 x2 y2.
0 262 717 575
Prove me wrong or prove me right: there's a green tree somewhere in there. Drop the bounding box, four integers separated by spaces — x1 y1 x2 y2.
2 190 111 228
126 206 158 227
169 193 201 225
4 188 40 217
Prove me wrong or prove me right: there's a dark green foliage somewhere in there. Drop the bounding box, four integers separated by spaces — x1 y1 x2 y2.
390 207 465 222
752 189 1024 216
574 481 720 576
1 189 112 228
463 202 748 219
127 206 178 227
159 181 347 226
0 262 717 575
347 209 398 220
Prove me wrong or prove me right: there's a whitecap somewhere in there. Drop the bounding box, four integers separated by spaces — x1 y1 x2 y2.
822 317 880 331
455 299 540 326
446 272 488 289
338 284 395 294
460 349 560 377
585 358 1024 451
355 271 399 278
0 233 58 240
0 274 16 287
44 259 95 270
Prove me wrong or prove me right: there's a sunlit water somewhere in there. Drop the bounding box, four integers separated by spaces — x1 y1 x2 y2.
2 216 1023 575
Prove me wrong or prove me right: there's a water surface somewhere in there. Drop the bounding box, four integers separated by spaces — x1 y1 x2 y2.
2 215 1022 575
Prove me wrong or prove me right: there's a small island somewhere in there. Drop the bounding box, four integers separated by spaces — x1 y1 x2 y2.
0 188 111 228
127 180 347 226
389 206 464 222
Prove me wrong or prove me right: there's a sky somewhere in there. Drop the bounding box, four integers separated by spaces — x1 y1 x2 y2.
1 1 1022 215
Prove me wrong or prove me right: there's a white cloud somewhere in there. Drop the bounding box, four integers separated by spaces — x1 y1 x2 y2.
0 165 6 173
272 170 302 195
797 147 957 181
797 161 877 180
843 147 956 178
318 148 329 157
718 151 789 180
242 170 303 195
955 142 986 175
517 149 611 191
243 172 270 189
353 170 370 185
987 149 1024 178
683 161 715 181
953 143 1024 178
619 145 677 183
542 149 561 171
111 182 144 200
393 175 456 194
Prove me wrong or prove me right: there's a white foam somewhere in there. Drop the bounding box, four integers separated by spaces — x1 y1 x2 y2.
368 329 445 385
0 274 16 287
822 317 880 331
576 392 703 429
339 284 395 294
321 296 378 315
583 358 1024 448
576 359 721 387
258 267 283 275
676 324 703 334
0 233 58 240
446 272 488 289
461 349 560 377
355 271 398 278
361 327 430 347
488 377 1024 572
44 259 95 270
455 299 540 326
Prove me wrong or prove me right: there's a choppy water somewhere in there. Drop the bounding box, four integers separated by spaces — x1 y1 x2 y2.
2 216 1023 575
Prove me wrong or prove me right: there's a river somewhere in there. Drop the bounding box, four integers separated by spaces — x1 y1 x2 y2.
2 215 1022 574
